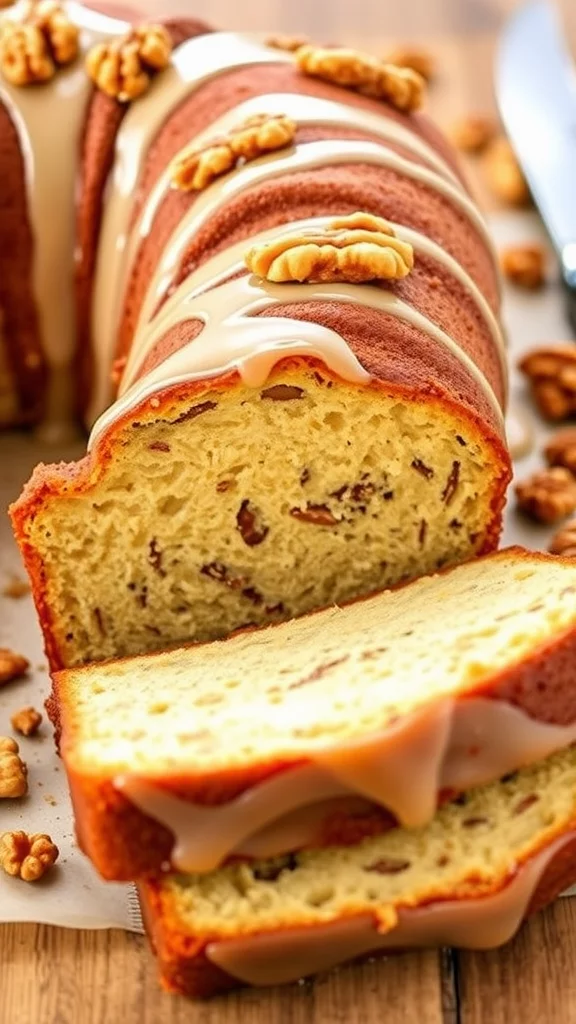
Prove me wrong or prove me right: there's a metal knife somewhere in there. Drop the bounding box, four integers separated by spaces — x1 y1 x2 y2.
497 0 576 332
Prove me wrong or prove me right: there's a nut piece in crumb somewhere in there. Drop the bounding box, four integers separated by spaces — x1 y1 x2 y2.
0 647 29 685
86 23 172 102
295 44 424 112
483 137 530 206
501 243 546 290
545 428 576 474
384 45 435 81
245 211 414 284
0 737 28 798
515 467 576 524
2 575 30 599
0 831 58 881
11 706 42 737
266 33 309 53
450 114 497 154
518 346 576 421
170 113 296 192
549 518 576 558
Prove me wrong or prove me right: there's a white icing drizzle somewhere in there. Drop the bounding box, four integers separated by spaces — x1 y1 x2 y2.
119 215 507 391
88 263 504 449
89 33 294 421
0 1 129 426
98 91 462 402
132 138 494 346
116 697 576 872
206 832 574 985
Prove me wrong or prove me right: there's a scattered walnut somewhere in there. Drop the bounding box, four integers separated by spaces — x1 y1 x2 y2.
501 243 546 290
295 45 424 112
11 706 42 737
0 648 29 685
515 467 576 524
30 0 79 66
549 518 576 558
545 428 576 474
0 737 28 798
518 346 576 421
170 112 296 191
86 23 172 102
236 500 269 546
0 831 58 881
483 137 530 207
1 575 30 599
289 503 340 526
384 45 435 81
245 211 413 284
450 114 497 154
266 33 309 53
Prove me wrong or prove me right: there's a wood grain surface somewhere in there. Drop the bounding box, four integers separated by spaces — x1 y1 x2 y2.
2 0 576 1021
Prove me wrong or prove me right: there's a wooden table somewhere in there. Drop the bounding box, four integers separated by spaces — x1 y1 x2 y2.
3 0 576 1020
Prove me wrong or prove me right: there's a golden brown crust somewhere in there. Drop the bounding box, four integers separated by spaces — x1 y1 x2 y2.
48 548 575 882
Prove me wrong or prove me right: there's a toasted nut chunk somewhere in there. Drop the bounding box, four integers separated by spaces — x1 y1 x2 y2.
295 44 424 111
170 113 296 191
0 831 58 881
86 23 172 102
501 243 546 290
450 114 497 154
384 45 435 81
0 22 55 85
483 137 530 206
266 33 309 53
515 467 576 524
11 706 42 737
545 428 576 474
245 211 413 284
0 648 29 685
519 346 576 421
549 518 576 557
30 0 79 66
2 575 30 599
0 737 28 798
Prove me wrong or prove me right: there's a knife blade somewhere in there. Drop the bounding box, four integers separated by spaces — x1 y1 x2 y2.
497 0 576 331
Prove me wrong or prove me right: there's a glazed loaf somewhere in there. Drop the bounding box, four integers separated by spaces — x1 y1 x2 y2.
139 744 576 998
52 549 576 881
8 27 510 668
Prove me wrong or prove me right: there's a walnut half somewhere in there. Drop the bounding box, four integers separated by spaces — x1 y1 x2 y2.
86 23 172 102
245 211 414 284
515 467 576 524
0 831 58 881
0 737 28 798
295 44 425 112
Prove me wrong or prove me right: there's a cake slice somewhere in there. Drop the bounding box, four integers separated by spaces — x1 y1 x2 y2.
52 548 576 881
139 744 576 998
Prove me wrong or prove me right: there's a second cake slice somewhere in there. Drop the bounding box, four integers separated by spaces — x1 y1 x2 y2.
51 547 576 880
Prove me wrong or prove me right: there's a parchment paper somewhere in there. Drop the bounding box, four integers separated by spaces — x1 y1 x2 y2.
0 210 572 930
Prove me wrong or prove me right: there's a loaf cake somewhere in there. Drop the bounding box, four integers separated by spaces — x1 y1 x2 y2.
5 5 511 668
51 549 576 880
139 744 576 997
